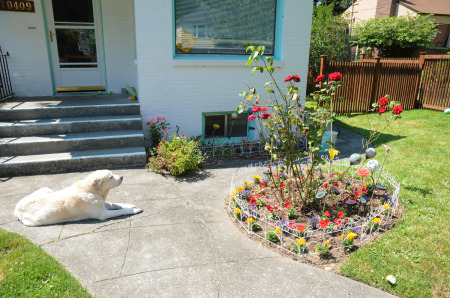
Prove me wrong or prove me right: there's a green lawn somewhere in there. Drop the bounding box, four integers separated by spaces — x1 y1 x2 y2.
0 228 92 297
335 109 449 297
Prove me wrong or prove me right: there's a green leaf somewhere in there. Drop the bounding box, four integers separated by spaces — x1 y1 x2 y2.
125 84 136 96
236 105 246 114
239 91 249 97
250 66 259 75
246 46 254 53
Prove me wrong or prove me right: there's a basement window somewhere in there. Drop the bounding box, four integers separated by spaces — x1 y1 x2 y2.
204 112 248 139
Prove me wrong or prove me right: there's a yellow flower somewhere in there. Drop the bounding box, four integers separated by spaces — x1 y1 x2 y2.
363 183 367 187
324 240 330 246
373 218 381 224
304 168 310 172
338 171 344 175
347 232 357 240
234 208 241 214
253 175 261 179
293 167 298 172
383 203 391 210
213 124 220 130
237 187 244 192
230 194 236 200
338 234 344 240
296 238 306 245
326 148 340 161
243 180 248 184
274 228 281 233
247 218 254 224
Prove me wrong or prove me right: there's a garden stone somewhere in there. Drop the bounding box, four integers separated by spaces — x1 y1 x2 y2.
332 187 340 195
360 195 369 204
344 180 351 186
375 184 387 190
367 159 380 172
346 199 357 205
315 191 327 200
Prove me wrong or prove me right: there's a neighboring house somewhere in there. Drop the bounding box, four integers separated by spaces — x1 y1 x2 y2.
344 0 450 48
0 0 313 140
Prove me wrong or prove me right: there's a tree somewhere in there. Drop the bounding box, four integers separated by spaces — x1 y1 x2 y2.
313 0 354 14
309 4 351 72
351 14 438 57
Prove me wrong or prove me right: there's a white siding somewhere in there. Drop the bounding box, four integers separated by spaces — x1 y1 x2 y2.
134 0 313 138
344 0 377 24
396 4 416 17
0 2 53 96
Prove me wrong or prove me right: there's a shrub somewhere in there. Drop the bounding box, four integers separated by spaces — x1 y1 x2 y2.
147 135 206 176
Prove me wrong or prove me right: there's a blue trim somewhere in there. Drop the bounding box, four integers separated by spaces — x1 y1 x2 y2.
274 0 284 61
172 0 176 58
41 0 56 94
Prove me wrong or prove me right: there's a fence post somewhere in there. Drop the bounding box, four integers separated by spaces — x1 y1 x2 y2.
414 52 426 108
319 55 327 89
361 53 366 61
369 56 381 105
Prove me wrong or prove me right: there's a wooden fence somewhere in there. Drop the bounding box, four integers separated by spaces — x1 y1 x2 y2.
318 53 450 114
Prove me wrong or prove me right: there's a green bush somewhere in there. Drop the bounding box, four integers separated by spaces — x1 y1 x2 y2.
147 135 206 176
351 14 437 57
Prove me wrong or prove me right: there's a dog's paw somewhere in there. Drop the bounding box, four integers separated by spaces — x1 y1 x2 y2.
120 203 136 209
132 208 143 214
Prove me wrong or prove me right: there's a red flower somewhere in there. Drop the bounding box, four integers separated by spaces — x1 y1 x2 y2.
337 211 345 219
261 112 271 119
289 222 296 229
252 106 261 112
255 193 262 198
259 182 266 188
319 219 330 228
280 182 286 189
250 197 257 205
248 115 256 121
393 105 403 115
362 186 367 194
334 218 343 225
357 168 370 178
284 201 292 209
328 72 342 81
273 206 278 210
355 189 362 197
324 183 329 189
325 211 331 218
284 75 300 83
273 174 278 178
261 107 268 112
378 107 386 114
378 97 388 106
297 224 306 231
315 74 325 82
333 182 339 188
267 205 273 212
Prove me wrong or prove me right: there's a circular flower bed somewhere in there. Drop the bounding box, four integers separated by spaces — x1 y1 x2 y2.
228 158 400 263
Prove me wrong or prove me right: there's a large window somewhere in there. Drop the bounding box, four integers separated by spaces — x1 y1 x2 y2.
204 113 248 139
174 0 277 55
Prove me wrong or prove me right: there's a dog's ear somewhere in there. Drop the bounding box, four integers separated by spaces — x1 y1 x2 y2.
91 177 103 192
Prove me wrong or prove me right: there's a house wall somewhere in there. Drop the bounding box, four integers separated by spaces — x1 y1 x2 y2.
375 0 396 18
134 0 313 139
0 0 136 97
396 4 416 17
0 1 53 96
344 0 377 24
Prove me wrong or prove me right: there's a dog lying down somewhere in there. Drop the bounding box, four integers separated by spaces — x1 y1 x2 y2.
14 170 142 227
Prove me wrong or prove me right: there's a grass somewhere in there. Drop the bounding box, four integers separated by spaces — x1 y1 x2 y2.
0 228 92 297
334 109 450 297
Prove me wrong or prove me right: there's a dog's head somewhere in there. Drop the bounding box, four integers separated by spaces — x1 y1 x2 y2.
83 170 123 198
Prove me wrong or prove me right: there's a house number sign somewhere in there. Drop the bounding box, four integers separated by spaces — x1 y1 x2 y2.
0 0 35 12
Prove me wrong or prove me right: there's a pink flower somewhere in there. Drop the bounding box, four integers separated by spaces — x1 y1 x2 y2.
252 106 261 112
357 168 370 178
248 115 256 121
382 144 395 152
315 74 325 82
157 116 161 121
261 113 271 119
328 72 342 81
163 128 169 134
146 118 155 125
160 116 166 121
284 75 300 83
261 107 268 112
393 105 403 115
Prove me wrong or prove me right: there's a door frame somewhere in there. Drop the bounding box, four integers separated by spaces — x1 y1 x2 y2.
42 0 107 93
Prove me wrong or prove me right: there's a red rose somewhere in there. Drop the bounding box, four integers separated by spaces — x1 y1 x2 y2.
289 222 296 229
261 107 268 112
378 97 388 106
315 74 325 82
248 115 256 121
393 105 403 115
261 112 271 119
284 201 292 209
378 107 386 114
319 219 330 228
297 224 305 231
328 72 342 81
284 75 300 83
252 106 261 112
325 211 331 218
337 211 345 219
267 205 273 212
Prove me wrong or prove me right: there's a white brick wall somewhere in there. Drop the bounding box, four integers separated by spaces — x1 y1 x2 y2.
135 0 313 138
102 0 137 94
0 1 53 96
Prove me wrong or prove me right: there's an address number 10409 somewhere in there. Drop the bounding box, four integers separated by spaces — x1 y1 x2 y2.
0 0 35 12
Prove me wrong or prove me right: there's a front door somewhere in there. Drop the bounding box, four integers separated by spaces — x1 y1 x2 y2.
44 0 105 92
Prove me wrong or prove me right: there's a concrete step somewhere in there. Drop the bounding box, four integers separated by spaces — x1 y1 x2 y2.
0 147 147 177
0 115 142 137
0 130 145 155
0 103 141 121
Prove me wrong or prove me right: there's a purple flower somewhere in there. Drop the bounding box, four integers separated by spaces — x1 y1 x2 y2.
242 190 252 198
261 177 271 184
352 227 361 233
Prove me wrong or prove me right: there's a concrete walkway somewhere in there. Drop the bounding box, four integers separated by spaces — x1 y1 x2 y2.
0 128 393 297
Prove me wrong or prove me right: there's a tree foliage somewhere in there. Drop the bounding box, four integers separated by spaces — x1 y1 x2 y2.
351 14 438 57
309 4 351 72
314 0 354 15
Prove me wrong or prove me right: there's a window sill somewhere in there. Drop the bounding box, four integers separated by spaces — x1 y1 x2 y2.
172 58 284 68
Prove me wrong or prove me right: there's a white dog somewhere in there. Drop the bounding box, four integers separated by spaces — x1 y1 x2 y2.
14 170 142 226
